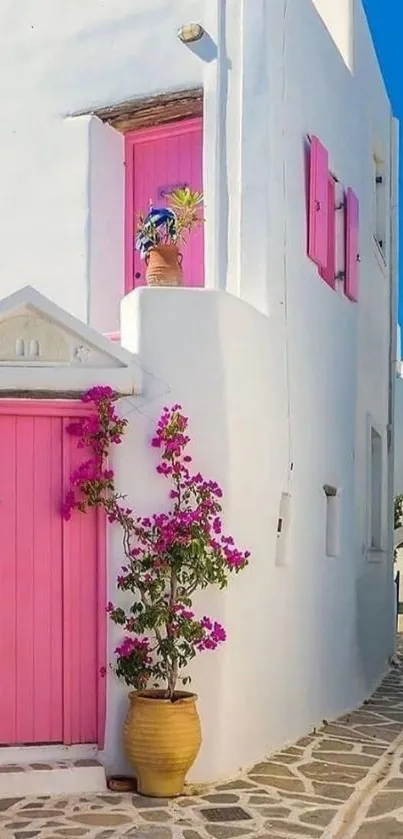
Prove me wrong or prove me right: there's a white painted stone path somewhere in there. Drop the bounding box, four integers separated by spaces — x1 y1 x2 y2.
2 637 403 839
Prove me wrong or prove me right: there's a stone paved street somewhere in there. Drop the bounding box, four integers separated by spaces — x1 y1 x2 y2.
2 637 403 839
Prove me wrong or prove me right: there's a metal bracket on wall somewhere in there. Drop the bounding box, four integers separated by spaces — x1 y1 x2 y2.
158 182 188 199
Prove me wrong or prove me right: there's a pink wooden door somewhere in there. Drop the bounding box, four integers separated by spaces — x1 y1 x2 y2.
308 136 329 270
0 403 105 746
125 118 204 292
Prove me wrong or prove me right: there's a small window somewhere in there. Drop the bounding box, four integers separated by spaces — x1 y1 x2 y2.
370 426 383 550
373 155 387 259
275 492 291 567
323 485 340 558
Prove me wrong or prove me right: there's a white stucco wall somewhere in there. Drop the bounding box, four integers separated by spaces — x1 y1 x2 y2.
106 261 394 783
0 0 397 782
262 0 396 693
0 0 205 323
102 288 288 780
395 376 403 497
310 0 354 68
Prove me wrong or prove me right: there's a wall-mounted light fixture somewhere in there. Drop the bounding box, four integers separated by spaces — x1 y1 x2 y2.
177 23 205 44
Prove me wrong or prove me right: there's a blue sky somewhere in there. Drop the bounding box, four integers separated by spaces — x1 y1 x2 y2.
362 0 403 321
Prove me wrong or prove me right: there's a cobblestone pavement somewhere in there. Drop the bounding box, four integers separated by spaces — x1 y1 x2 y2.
2 638 403 839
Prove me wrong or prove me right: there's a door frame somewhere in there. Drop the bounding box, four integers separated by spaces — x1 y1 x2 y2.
0 399 107 748
94 86 203 133
124 116 203 294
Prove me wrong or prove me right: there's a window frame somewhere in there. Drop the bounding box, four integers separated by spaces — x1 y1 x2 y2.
366 414 385 558
372 152 388 268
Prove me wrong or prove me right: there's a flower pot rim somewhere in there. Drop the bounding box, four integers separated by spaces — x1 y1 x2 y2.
128 689 198 704
149 243 180 252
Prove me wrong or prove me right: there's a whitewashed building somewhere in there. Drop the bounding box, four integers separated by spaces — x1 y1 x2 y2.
395 328 403 501
0 0 398 792
393 329 403 608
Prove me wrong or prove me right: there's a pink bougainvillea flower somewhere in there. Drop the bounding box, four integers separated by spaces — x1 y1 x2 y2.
200 616 213 631
63 390 250 698
81 385 115 404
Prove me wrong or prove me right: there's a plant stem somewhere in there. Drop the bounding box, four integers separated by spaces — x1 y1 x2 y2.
166 568 178 699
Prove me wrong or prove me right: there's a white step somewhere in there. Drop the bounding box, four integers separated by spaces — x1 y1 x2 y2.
0 759 107 797
0 743 98 765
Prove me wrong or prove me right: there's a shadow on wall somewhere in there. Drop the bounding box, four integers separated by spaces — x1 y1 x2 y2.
355 561 394 693
182 30 218 64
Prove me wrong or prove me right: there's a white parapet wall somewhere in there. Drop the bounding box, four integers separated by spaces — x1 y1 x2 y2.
100 286 287 781
395 374 403 497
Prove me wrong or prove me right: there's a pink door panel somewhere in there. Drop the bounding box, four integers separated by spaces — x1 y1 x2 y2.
319 176 336 289
0 414 64 744
0 404 106 746
308 136 329 270
345 187 359 302
62 418 101 745
125 119 204 292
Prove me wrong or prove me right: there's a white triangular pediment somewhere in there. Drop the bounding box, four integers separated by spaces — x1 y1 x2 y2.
0 286 142 394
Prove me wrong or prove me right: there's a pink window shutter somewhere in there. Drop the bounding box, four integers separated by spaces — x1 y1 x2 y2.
319 176 336 288
345 187 359 302
308 136 329 269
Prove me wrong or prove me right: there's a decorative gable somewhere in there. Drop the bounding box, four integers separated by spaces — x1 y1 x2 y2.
0 286 142 394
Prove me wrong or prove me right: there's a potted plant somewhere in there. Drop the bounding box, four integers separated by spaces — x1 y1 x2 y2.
63 387 250 798
135 187 203 287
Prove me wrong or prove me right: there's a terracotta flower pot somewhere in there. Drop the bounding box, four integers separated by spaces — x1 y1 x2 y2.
124 690 202 797
145 244 183 287
107 775 136 792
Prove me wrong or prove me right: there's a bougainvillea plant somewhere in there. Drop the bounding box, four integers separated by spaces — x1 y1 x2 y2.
394 494 403 560
63 386 250 700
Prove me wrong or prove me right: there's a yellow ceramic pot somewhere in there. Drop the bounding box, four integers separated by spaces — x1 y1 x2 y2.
124 690 202 797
